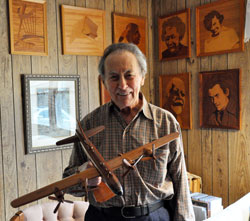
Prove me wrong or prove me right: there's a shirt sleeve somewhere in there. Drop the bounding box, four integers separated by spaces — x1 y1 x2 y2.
167 125 195 221
62 141 88 197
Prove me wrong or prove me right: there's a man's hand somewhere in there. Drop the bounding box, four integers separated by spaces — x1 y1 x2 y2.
78 161 102 187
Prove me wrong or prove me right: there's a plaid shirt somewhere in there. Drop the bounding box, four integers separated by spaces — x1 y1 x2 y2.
63 94 194 220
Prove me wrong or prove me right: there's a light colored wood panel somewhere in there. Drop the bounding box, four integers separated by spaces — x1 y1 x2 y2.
123 0 139 14
36 151 63 204
31 0 58 74
211 54 228 206
77 56 90 117
145 0 153 103
139 0 150 101
0 1 9 219
86 0 104 112
57 0 77 75
87 57 101 112
105 0 114 45
1 55 18 221
186 0 202 175
114 0 123 13
160 0 176 15
152 0 162 106
228 43 250 204
12 55 37 211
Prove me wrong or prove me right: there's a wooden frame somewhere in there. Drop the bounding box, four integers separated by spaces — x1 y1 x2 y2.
158 9 191 61
196 0 245 56
22 75 81 154
8 0 48 56
159 73 192 129
99 76 111 105
61 5 106 55
199 69 241 130
113 13 147 56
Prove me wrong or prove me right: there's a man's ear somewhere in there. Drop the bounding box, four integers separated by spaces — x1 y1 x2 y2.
225 88 230 97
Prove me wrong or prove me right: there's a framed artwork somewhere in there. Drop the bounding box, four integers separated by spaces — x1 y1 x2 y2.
99 76 111 105
199 69 241 130
113 13 147 55
8 0 48 55
158 9 191 61
61 5 106 55
22 75 81 154
196 0 245 56
159 73 192 129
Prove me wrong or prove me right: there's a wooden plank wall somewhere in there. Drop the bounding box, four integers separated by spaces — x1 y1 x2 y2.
0 0 249 220
0 0 152 220
153 0 250 208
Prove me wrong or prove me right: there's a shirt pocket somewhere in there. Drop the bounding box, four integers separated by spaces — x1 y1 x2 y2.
137 147 170 185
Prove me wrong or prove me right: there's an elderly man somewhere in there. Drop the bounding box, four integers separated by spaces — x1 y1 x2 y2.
63 43 194 221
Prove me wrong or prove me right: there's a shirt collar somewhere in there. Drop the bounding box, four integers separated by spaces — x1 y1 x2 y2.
108 93 153 120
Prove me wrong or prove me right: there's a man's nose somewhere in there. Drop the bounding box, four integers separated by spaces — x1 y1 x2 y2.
118 77 127 89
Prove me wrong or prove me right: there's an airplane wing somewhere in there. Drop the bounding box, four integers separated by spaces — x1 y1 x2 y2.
11 131 179 208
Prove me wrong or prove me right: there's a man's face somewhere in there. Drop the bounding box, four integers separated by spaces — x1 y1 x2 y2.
208 84 229 111
167 78 185 115
103 51 145 110
163 26 180 52
210 16 222 37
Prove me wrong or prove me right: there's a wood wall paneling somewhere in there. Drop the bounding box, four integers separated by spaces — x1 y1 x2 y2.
1 0 250 220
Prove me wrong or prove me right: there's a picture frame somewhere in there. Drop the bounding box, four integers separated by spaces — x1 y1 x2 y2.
8 0 48 56
113 13 147 56
199 69 241 130
22 75 81 154
61 5 106 55
158 9 191 61
98 76 111 105
196 0 245 57
159 73 192 129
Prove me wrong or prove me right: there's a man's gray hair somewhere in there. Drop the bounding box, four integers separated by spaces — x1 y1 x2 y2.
98 43 147 78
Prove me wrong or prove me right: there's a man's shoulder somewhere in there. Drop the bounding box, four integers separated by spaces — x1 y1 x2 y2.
82 103 110 124
148 103 178 123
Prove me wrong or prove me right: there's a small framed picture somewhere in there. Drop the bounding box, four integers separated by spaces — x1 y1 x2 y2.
22 75 81 154
99 76 111 105
61 5 106 56
159 73 192 129
199 69 241 130
8 0 48 55
113 13 147 55
158 9 191 61
196 0 245 56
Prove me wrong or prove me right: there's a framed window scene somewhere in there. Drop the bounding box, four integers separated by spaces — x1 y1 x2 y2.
196 0 245 57
158 9 191 61
112 13 147 56
159 73 192 130
199 69 241 130
61 5 106 56
22 75 81 154
8 0 48 55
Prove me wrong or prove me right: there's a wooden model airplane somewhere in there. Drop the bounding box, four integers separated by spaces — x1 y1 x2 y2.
11 121 179 211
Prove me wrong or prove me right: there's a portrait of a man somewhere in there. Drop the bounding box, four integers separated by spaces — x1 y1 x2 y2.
113 13 147 55
118 23 141 45
200 69 241 129
203 10 239 53
160 73 192 129
158 9 191 61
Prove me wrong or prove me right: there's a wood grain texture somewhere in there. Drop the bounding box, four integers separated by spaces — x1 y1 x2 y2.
1 1 250 220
